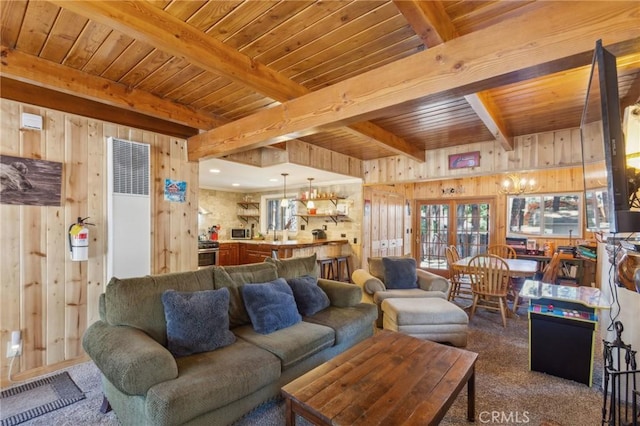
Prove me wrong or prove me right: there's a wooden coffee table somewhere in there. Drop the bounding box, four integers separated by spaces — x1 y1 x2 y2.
281 330 478 425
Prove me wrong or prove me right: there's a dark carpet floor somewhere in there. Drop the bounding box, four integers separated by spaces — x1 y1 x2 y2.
9 306 606 425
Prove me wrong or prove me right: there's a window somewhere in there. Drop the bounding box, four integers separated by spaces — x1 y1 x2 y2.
507 193 582 238
584 189 610 231
263 197 298 233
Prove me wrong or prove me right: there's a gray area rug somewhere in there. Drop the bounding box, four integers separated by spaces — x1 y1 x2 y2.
0 372 85 426
8 308 606 425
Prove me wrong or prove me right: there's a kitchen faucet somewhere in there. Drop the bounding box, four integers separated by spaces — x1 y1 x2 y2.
268 224 278 241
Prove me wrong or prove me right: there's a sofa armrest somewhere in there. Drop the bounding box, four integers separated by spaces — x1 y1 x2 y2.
351 269 386 295
317 278 361 308
82 321 178 396
416 269 451 298
98 293 107 321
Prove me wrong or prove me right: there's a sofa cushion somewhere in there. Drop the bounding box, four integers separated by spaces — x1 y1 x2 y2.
303 304 377 345
105 268 215 345
242 278 302 334
287 275 330 316
382 257 418 289
162 288 236 358
265 253 319 279
212 263 278 328
145 339 281 425
234 321 334 370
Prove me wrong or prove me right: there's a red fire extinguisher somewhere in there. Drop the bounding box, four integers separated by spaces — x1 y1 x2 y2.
68 217 93 261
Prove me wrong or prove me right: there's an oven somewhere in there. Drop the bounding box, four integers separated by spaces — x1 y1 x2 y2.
198 241 219 268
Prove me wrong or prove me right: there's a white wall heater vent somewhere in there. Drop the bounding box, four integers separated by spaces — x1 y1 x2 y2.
107 137 151 280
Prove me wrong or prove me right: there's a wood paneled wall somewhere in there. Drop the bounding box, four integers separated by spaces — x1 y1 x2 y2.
411 167 589 245
363 129 583 184
360 128 594 262
0 99 197 385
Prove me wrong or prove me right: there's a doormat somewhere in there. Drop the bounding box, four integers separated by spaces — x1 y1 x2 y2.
0 371 85 426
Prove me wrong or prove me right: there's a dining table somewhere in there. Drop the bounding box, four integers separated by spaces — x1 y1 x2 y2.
453 256 538 278
453 255 539 315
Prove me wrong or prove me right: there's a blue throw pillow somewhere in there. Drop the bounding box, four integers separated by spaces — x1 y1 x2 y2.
287 275 330 316
242 278 302 334
382 257 418 289
162 288 236 358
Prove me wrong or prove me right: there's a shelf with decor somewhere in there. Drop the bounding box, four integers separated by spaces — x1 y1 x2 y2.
296 214 350 225
237 202 259 223
295 197 346 207
295 196 349 225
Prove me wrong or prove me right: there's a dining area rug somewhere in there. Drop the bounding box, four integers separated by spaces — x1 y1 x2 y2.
0 371 85 426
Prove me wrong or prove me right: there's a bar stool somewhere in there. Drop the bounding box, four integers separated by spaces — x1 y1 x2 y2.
334 255 351 282
317 258 335 280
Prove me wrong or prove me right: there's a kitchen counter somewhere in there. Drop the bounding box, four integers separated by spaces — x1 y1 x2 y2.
217 239 350 265
218 238 347 247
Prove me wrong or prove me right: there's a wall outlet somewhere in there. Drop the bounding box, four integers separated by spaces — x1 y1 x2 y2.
6 341 21 358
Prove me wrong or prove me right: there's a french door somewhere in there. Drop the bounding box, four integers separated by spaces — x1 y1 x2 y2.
416 198 495 273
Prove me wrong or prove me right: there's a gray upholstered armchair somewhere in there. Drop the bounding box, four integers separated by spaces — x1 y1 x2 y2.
352 256 451 327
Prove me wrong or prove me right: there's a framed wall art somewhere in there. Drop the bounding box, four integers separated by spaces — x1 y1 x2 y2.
448 151 480 170
0 155 62 206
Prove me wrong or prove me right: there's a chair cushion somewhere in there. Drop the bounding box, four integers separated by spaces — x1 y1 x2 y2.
242 278 301 334
367 257 386 281
286 275 330 316
382 257 418 289
162 288 236 357
373 288 446 304
381 298 468 326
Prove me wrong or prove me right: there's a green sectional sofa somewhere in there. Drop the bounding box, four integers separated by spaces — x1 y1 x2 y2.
82 254 377 426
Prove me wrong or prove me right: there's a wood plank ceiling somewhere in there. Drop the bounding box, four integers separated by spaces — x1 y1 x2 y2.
1 1 639 163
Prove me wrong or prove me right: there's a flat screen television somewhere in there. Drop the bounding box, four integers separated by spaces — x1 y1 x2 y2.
581 39 640 234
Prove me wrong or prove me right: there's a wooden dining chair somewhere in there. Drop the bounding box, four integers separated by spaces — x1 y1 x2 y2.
449 245 461 261
541 252 561 284
487 244 517 259
468 254 511 327
512 252 561 314
445 246 471 301
487 244 521 311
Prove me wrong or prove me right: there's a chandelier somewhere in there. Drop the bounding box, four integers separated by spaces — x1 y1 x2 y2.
499 173 539 195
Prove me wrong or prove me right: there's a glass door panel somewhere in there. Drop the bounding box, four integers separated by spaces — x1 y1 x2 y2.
455 202 490 258
417 199 493 272
418 203 449 269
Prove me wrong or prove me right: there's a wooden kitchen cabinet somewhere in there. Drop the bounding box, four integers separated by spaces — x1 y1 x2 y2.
239 244 273 265
218 242 239 266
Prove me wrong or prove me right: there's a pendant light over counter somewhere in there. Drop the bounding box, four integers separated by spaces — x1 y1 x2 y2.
307 177 315 209
280 173 289 207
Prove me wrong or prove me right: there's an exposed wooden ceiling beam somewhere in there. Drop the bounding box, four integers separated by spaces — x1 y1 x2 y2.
186 2 640 161
51 0 424 162
394 0 514 150
0 77 199 139
0 45 224 130
393 0 456 47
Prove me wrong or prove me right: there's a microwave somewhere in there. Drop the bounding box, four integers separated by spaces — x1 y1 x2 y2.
230 228 251 239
